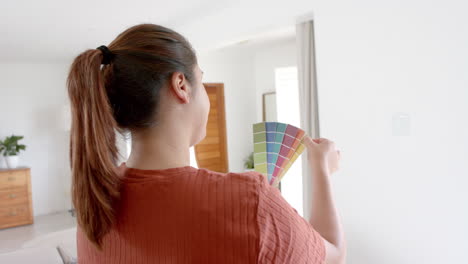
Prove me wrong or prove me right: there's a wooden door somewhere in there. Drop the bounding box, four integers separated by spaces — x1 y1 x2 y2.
194 83 229 172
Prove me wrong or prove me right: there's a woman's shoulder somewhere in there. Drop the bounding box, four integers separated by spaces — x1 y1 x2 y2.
193 168 270 205
197 167 267 187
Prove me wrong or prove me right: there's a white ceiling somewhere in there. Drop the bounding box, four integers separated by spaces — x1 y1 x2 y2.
1 0 314 62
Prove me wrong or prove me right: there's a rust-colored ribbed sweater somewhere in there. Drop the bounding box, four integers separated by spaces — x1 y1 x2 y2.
77 162 325 263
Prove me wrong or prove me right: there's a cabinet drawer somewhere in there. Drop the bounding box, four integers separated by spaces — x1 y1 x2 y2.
0 171 27 189
0 204 31 226
0 189 28 207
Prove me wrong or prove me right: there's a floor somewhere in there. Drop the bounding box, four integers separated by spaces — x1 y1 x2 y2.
0 211 76 254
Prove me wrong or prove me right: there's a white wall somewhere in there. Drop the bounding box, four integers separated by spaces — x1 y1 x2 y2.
311 1 468 263
0 62 128 216
213 2 468 262
198 47 257 172
253 39 296 123
0 62 72 216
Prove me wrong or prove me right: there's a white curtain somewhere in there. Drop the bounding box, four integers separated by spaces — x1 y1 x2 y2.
296 16 321 221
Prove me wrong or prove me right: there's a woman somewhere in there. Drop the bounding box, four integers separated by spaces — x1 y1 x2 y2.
67 23 346 264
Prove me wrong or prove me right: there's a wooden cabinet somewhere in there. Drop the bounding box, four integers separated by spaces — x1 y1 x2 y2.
0 167 33 229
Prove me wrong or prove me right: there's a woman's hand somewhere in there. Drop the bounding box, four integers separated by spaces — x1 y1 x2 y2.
303 136 341 175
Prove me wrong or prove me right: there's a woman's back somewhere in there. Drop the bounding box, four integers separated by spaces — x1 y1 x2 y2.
77 163 325 264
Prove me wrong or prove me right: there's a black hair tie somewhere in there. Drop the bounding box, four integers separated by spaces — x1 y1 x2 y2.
96 45 114 65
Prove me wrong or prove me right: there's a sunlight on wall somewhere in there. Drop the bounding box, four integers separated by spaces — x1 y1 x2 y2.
189 146 199 168
275 66 304 216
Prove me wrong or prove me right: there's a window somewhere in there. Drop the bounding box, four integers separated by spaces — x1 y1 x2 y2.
274 66 304 217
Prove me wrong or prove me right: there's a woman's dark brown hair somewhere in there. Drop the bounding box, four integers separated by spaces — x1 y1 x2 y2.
66 23 198 249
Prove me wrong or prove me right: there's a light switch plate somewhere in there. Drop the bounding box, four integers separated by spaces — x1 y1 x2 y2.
392 112 411 136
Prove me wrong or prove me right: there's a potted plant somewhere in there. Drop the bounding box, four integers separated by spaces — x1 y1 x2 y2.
0 135 26 169
243 151 255 172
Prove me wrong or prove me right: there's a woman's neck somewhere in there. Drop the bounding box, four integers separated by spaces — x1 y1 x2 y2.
125 128 191 170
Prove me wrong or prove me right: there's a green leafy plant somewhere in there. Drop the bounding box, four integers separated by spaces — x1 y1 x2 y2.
243 151 254 169
0 135 26 157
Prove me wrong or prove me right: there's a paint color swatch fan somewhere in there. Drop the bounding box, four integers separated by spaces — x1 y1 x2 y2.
252 122 307 187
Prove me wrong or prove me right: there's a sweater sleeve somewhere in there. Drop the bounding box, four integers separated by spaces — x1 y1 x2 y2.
253 172 326 264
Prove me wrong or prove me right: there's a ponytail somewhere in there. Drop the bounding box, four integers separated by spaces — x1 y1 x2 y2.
67 49 121 250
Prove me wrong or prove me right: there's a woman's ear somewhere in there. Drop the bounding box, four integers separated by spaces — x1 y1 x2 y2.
170 71 190 104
